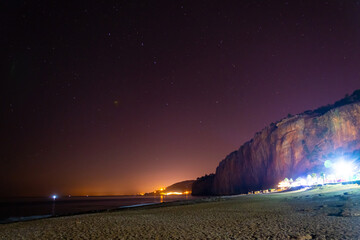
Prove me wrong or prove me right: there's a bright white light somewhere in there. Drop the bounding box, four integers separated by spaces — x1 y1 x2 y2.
290 177 307 187
52 195 57 200
278 180 290 188
333 160 354 180
299 178 307 186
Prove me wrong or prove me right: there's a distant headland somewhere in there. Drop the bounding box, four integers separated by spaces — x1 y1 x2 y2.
140 180 195 196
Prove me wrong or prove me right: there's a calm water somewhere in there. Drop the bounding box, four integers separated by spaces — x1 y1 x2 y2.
0 195 199 224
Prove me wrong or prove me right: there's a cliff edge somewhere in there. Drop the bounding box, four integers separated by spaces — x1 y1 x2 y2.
193 90 360 195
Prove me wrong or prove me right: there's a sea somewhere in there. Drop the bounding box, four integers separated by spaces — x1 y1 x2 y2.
0 195 200 224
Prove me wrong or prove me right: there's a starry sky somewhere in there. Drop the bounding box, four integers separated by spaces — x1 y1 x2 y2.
2 1 360 197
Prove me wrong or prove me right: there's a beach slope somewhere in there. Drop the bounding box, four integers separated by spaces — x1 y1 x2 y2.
1 184 360 239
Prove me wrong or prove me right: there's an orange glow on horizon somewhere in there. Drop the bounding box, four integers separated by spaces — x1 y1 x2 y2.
160 191 192 195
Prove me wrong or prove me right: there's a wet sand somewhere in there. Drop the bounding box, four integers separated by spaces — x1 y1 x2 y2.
1 184 360 239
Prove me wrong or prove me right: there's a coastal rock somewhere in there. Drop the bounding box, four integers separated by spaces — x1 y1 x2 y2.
193 90 360 195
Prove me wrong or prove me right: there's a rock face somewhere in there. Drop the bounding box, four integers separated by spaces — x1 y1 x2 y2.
192 90 360 195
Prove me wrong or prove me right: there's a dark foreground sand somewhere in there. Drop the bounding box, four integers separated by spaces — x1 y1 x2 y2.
1 184 360 240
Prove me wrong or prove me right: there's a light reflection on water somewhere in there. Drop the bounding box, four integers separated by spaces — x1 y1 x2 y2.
1 195 201 223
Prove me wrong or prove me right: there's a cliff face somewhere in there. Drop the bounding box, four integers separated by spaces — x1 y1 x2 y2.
193 90 360 195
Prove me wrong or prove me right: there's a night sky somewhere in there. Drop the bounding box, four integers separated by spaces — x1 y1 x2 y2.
2 1 360 197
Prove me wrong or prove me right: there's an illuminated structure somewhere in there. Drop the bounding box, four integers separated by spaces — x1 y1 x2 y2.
278 157 359 189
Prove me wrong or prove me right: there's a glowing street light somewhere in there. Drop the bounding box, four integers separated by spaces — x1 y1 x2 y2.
52 195 57 200
333 159 355 181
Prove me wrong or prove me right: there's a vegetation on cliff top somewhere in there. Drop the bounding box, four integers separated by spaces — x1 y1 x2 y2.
307 89 360 115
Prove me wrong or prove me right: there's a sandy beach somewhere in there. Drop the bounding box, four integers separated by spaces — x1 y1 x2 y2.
1 184 360 239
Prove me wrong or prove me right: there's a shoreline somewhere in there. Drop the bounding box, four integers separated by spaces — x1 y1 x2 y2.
0 188 312 225
0 196 217 225
2 184 360 239
0 188 311 225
